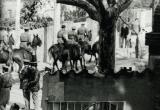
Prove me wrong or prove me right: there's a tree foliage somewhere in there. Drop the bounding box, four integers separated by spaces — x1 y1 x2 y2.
20 0 53 29
61 5 87 21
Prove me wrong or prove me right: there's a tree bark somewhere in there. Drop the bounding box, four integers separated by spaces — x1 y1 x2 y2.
98 20 116 74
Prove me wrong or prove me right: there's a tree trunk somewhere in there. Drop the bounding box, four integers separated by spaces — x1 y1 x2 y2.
98 20 116 74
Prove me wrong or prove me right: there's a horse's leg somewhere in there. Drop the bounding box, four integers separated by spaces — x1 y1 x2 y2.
13 57 23 73
65 61 68 72
73 60 75 70
70 60 73 70
52 61 55 72
62 61 67 72
89 54 93 63
75 60 79 71
55 61 60 71
94 53 98 65
82 54 86 68
79 57 83 70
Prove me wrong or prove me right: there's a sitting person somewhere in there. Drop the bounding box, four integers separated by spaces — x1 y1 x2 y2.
68 27 78 44
0 27 12 64
77 23 88 41
20 26 36 62
57 25 68 44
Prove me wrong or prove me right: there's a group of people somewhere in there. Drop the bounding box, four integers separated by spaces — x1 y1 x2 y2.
0 26 41 110
0 63 40 110
57 23 92 45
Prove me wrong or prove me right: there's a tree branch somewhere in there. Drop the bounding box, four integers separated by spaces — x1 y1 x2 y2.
86 0 99 9
96 0 108 20
118 0 133 14
57 0 100 21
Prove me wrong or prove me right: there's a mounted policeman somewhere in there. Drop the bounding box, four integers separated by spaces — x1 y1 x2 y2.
68 26 78 44
19 25 36 63
77 23 88 41
7 27 15 49
57 24 68 44
0 26 13 65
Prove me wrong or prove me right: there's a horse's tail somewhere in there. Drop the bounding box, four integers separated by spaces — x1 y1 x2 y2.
48 46 53 60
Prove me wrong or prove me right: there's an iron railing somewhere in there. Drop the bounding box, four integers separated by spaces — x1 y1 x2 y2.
49 101 125 110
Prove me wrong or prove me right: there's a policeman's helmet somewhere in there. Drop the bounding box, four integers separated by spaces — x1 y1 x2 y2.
61 25 66 28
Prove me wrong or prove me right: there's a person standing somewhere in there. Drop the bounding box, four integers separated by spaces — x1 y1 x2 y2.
0 66 13 110
120 24 129 48
20 64 40 110
77 23 88 41
57 25 68 44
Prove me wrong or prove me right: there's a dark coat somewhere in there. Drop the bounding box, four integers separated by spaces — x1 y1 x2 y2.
20 66 40 92
0 72 12 106
120 26 129 38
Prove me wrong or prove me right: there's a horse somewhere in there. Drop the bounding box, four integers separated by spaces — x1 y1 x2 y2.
12 34 42 73
0 34 42 73
48 37 83 72
68 43 83 71
78 40 92 67
89 41 100 65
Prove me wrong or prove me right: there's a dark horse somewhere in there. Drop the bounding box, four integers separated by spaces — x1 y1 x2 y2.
89 41 100 65
48 37 83 72
78 40 100 65
0 34 42 73
78 40 92 67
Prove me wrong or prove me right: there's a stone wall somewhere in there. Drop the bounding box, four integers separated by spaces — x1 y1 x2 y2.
63 71 153 110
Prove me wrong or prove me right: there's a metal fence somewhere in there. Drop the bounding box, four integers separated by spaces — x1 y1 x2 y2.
48 101 125 110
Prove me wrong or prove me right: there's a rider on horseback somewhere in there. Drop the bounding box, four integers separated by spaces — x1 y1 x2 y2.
77 23 88 41
68 26 78 44
20 26 36 63
0 26 12 64
57 25 68 44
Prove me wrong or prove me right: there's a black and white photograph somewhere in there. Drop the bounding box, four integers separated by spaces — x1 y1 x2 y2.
0 0 160 110
44 101 125 110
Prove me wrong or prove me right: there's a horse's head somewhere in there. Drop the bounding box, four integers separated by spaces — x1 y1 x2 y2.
32 34 42 47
